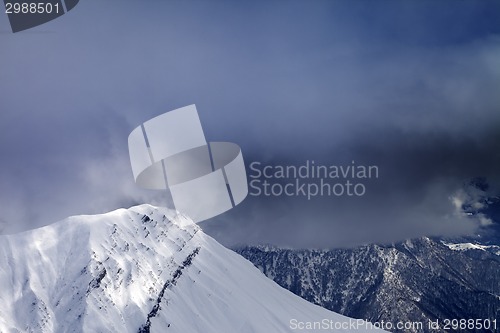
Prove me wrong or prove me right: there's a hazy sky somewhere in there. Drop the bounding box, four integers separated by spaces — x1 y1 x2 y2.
1 0 499 248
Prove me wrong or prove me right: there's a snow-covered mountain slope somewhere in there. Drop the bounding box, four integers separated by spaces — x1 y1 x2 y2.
0 205 383 333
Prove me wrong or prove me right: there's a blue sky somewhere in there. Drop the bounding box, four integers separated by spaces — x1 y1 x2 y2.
1 0 499 247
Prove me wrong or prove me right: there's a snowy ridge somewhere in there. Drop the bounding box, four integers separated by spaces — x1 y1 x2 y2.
0 205 383 332
442 242 500 256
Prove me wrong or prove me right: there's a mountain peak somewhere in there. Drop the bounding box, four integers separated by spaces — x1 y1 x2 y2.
0 205 383 332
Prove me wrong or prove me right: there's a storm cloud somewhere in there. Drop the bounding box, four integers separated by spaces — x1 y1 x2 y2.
1 0 499 248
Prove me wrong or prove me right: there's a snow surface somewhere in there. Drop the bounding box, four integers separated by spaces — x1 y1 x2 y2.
443 242 500 256
0 205 384 332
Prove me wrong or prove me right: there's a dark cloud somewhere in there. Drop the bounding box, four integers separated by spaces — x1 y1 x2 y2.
0 0 499 248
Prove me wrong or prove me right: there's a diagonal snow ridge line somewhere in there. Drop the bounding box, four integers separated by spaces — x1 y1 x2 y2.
138 247 201 333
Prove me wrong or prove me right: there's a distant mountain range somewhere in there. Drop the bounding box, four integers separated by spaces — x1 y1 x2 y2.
236 181 500 332
236 237 500 333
